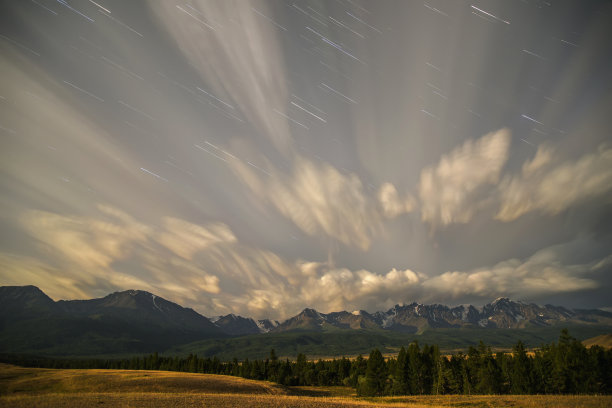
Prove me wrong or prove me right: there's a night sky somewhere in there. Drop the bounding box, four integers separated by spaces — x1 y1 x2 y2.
1 0 611 319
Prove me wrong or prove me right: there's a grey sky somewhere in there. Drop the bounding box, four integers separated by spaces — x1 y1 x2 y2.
1 0 611 319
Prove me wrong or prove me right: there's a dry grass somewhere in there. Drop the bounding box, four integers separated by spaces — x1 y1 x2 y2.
1 364 610 407
0 363 285 395
368 395 612 408
0 393 411 408
583 333 612 349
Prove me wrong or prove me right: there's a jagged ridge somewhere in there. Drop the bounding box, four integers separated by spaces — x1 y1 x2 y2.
2 286 611 339
265 297 612 333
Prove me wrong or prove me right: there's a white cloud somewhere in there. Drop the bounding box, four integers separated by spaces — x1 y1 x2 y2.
232 155 382 250
156 217 236 260
419 128 511 227
416 130 611 226
235 243 603 318
4 205 605 320
14 206 225 304
20 206 151 272
0 253 90 301
237 264 425 318
422 246 600 300
521 145 554 177
377 182 416 218
497 144 612 221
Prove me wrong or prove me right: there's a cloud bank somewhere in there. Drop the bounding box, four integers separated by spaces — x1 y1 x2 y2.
1 204 603 319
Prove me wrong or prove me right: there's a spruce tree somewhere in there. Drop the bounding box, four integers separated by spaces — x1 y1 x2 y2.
407 342 421 394
393 346 409 395
511 340 532 394
358 348 388 396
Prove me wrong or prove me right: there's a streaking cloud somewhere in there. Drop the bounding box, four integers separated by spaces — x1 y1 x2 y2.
419 129 511 228
150 0 293 154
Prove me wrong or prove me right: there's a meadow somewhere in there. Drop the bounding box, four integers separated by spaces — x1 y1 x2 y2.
1 364 610 408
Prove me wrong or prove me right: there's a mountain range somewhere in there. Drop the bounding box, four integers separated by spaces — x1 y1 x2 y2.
1 285 611 356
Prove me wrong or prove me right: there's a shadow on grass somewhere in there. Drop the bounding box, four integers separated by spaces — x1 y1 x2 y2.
285 386 332 397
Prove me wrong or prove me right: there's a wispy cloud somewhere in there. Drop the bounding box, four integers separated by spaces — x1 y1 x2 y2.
418 128 511 228
4 204 604 319
156 217 236 260
416 128 612 227
150 0 293 153
422 245 600 300
231 155 382 250
377 182 416 218
16 205 225 302
497 144 612 221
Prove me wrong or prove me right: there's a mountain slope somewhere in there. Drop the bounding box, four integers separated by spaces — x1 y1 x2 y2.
269 298 612 333
57 290 220 332
1 286 611 357
211 314 280 335
582 333 612 349
0 287 223 356
212 314 260 335
0 285 57 321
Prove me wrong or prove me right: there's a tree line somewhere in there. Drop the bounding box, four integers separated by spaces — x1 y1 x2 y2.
2 329 610 395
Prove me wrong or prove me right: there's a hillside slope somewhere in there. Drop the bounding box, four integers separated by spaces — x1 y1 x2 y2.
583 333 612 349
0 286 223 356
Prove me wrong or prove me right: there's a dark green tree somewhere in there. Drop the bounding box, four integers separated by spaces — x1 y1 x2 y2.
511 341 532 394
392 346 409 395
358 348 388 396
407 341 422 394
350 354 367 387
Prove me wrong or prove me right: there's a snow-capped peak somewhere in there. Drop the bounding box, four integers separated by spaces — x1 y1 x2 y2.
492 297 510 305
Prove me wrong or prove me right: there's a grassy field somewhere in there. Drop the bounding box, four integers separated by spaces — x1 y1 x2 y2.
1 364 610 407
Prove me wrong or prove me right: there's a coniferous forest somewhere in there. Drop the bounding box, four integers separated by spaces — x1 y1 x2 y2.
3 329 610 396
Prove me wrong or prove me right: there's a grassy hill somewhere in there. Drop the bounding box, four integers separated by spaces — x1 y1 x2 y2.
169 325 612 360
1 364 609 408
583 333 612 349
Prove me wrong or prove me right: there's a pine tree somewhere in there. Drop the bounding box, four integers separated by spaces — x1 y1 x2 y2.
511 341 532 394
358 348 388 396
420 344 434 394
350 354 367 387
407 342 421 394
392 346 409 395
438 355 462 394
268 349 279 382
277 359 292 385
295 353 307 385
339 357 351 385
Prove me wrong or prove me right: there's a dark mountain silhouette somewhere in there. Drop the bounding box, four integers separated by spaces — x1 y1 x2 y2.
0 286 223 356
211 313 279 335
1 286 611 357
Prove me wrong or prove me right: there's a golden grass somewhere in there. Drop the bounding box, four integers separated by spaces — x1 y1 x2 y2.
0 363 285 395
368 395 612 408
1 364 610 407
583 333 612 349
